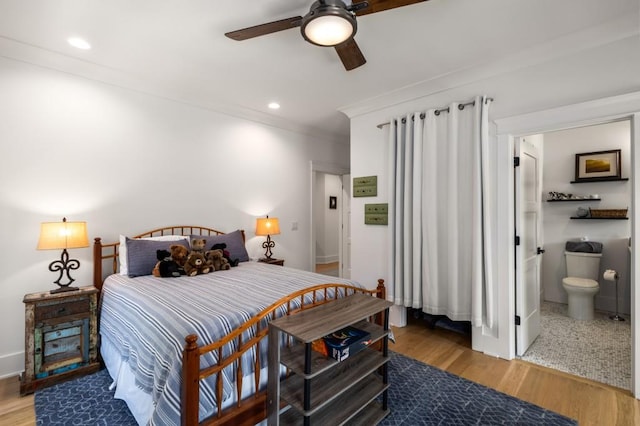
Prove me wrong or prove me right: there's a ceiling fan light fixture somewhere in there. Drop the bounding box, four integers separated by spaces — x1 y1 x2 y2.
301 0 357 47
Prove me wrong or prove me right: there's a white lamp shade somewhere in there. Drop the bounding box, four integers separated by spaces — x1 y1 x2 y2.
255 217 281 236
37 220 89 250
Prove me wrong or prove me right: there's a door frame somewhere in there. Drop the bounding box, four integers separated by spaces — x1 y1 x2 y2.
492 90 640 397
340 174 351 278
310 161 349 273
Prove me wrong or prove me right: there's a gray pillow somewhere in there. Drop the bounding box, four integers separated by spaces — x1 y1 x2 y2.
190 230 249 262
126 237 189 277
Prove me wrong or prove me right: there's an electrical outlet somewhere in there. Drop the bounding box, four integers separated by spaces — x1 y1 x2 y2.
291 221 298 231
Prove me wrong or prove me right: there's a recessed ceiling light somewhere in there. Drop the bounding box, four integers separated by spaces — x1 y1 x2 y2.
67 37 91 50
268 102 280 110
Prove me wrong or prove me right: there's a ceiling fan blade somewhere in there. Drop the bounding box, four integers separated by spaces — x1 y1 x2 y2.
347 1 369 13
335 38 366 71
225 16 303 41
353 0 427 16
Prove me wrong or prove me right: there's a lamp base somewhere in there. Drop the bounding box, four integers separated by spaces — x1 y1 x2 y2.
50 286 79 294
48 249 81 293
262 235 276 260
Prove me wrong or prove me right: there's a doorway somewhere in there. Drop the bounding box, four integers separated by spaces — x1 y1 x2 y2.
313 172 341 276
515 120 632 389
310 162 349 278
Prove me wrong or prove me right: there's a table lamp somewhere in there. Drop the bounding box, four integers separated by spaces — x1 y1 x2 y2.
37 217 89 293
255 216 280 260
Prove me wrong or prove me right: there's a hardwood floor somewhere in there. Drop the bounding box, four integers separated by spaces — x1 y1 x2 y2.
315 261 339 274
2 316 639 425
391 316 640 426
0 374 33 426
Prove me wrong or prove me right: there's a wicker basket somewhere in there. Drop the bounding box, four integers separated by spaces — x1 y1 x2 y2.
589 208 628 218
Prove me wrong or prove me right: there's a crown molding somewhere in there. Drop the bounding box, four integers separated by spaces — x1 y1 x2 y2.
0 36 348 146
340 14 638 119
495 90 640 136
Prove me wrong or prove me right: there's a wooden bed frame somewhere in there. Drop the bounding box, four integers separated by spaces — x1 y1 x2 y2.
93 226 386 426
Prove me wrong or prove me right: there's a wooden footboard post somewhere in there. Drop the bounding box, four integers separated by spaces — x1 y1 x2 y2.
376 279 386 300
93 238 103 292
182 334 200 426
374 279 387 331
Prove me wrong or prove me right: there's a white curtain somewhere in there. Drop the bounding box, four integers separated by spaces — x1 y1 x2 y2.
388 95 494 328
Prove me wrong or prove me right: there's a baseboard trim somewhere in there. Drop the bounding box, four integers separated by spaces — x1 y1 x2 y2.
315 255 339 264
0 350 23 380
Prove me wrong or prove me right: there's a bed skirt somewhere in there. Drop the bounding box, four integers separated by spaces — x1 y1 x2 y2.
101 334 276 425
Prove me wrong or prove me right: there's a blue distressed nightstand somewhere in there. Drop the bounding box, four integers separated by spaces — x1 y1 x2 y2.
20 286 100 395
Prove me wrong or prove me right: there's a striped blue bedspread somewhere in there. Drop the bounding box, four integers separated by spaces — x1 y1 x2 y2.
100 262 364 425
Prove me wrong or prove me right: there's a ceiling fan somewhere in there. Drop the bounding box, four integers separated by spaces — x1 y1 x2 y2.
225 0 427 71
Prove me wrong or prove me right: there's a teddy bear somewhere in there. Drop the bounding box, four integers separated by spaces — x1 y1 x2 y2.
169 244 189 268
211 242 239 267
191 238 207 254
152 249 184 278
183 251 211 276
205 249 230 271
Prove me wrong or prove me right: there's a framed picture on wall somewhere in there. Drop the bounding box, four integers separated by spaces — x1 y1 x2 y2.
329 196 337 209
574 149 621 182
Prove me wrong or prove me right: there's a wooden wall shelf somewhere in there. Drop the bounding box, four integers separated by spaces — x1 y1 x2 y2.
570 217 628 220
547 198 601 202
570 178 629 184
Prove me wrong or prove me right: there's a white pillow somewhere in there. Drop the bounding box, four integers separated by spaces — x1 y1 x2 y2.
119 234 189 275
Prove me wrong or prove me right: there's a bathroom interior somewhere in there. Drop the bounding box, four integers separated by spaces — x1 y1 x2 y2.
519 119 632 390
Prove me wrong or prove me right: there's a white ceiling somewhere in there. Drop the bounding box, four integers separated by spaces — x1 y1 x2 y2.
0 0 637 143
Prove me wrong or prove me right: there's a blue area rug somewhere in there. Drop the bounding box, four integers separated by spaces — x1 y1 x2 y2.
379 352 576 425
35 369 136 426
35 353 577 425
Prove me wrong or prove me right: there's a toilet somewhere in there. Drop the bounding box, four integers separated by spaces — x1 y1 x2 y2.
562 249 602 320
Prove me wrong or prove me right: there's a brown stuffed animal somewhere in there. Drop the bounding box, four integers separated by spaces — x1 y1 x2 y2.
190 238 207 253
169 244 189 268
183 251 211 276
205 249 230 271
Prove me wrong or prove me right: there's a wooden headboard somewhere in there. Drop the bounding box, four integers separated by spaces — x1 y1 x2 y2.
92 226 246 293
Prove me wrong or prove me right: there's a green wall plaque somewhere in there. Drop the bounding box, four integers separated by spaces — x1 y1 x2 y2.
353 175 377 197
364 203 388 225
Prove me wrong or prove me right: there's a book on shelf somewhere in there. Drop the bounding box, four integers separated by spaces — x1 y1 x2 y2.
312 325 371 362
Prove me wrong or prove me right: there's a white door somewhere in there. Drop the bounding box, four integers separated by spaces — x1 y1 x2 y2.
515 138 542 356
340 174 351 278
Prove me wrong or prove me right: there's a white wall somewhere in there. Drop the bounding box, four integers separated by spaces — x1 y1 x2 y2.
0 57 349 378
345 33 639 352
541 121 631 314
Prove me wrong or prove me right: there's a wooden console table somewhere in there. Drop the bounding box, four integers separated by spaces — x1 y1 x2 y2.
267 292 392 425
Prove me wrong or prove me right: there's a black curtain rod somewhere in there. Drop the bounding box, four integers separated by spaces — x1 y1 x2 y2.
376 97 494 129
